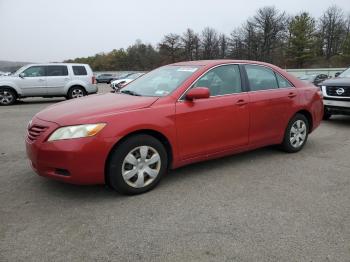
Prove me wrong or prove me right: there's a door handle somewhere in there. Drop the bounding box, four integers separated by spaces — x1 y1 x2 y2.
236 99 248 106
38 79 45 82
288 92 297 98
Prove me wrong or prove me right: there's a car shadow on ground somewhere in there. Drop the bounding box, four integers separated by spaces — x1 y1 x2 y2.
35 146 278 201
16 98 66 105
326 115 350 126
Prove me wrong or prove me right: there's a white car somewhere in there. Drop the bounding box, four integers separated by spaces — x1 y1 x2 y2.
0 63 97 105
110 72 145 91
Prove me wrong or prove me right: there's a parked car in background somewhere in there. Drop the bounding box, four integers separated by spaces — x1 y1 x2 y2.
0 63 97 105
335 71 342 77
26 60 323 195
96 73 115 84
320 67 350 119
298 74 329 86
110 72 145 91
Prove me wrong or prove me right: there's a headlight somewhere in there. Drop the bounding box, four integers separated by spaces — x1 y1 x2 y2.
48 123 106 141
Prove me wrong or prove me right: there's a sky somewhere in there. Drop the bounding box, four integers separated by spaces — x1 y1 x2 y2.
0 0 349 62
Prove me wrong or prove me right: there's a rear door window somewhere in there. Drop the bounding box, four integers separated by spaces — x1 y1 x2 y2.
47 65 68 76
72 66 87 76
245 65 278 91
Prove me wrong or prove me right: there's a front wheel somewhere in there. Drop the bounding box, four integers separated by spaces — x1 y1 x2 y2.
0 88 17 106
67 86 87 99
281 114 309 153
107 134 168 195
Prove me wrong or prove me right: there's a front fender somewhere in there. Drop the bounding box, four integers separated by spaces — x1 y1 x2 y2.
0 81 22 96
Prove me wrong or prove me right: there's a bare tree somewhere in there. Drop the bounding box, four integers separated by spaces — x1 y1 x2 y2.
181 28 199 61
319 6 346 59
201 27 220 59
159 33 182 63
252 6 287 62
218 34 228 58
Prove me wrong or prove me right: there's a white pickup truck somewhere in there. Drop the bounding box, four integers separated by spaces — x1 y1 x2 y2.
0 63 97 105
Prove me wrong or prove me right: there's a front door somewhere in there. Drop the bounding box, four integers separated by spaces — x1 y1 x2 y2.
176 64 250 160
16 66 47 96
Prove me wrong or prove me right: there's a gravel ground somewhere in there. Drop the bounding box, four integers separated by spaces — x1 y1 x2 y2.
1 84 350 261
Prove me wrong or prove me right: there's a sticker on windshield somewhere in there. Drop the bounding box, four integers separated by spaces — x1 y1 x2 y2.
177 67 198 73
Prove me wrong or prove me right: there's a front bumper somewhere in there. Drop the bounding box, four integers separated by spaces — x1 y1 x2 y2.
25 117 115 185
324 98 350 115
323 98 350 108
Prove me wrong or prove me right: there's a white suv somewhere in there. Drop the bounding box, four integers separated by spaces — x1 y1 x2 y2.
0 63 97 105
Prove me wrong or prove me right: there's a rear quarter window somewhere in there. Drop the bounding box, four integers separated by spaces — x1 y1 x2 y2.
47 65 68 76
72 66 87 76
275 73 293 88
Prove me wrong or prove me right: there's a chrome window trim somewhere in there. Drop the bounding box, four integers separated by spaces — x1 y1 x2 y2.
177 62 295 101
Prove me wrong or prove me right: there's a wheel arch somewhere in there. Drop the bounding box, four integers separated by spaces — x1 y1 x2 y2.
67 85 87 95
104 129 174 185
0 85 20 97
295 109 313 133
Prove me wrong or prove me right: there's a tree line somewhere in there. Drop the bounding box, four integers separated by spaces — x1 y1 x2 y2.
65 5 350 70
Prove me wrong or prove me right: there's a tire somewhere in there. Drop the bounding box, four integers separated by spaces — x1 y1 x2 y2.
67 86 87 99
323 109 332 120
281 113 309 153
0 87 17 106
107 134 168 195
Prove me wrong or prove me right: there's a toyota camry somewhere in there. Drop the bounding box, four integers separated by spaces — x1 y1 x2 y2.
26 60 323 195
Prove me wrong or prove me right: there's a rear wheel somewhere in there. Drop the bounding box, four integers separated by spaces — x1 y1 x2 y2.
67 86 86 99
281 114 309 153
0 88 17 106
107 134 168 195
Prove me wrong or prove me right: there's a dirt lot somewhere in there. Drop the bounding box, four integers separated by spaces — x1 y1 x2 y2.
1 84 350 261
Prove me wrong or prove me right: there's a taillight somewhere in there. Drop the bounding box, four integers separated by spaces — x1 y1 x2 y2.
92 76 96 84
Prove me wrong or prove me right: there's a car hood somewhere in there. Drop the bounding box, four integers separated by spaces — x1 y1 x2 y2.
35 93 159 126
321 77 350 86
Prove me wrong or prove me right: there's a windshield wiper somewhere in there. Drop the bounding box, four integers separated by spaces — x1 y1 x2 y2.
119 90 141 96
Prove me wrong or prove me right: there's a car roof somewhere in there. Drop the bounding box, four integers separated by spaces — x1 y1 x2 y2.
169 59 278 68
25 63 89 67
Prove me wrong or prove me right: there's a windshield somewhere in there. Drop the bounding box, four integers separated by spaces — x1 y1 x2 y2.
120 66 201 97
339 68 350 78
13 65 27 76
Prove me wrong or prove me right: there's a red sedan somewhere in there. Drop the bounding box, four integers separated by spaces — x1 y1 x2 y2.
26 60 323 194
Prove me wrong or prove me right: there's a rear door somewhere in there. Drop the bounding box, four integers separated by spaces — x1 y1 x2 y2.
243 64 297 145
46 65 69 95
15 66 47 96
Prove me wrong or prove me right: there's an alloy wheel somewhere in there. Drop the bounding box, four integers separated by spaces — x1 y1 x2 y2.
290 120 307 148
71 89 85 98
0 90 14 105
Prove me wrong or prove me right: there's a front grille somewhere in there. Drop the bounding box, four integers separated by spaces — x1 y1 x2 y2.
27 125 48 142
326 86 350 97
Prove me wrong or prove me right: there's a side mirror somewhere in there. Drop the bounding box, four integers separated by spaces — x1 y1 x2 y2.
19 73 25 78
335 72 341 78
185 87 210 101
